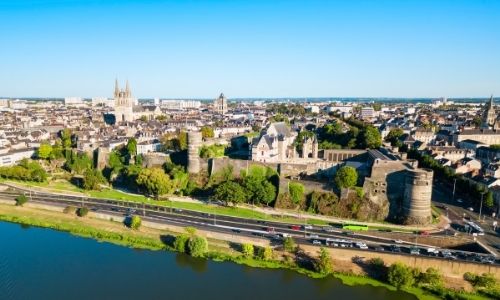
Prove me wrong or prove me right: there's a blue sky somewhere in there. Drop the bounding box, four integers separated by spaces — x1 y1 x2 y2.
0 0 499 98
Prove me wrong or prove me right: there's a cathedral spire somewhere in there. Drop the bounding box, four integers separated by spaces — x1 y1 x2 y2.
489 94 494 108
114 78 119 98
125 80 131 97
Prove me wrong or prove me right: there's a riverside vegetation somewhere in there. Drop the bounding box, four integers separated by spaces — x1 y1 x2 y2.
0 204 496 300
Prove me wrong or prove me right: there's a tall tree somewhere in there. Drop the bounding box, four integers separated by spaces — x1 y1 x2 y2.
127 138 137 157
37 142 53 160
334 166 358 189
136 168 172 198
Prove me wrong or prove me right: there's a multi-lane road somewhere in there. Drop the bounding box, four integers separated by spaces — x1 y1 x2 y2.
0 185 497 265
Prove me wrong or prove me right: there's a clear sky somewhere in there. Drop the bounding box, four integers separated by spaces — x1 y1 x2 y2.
0 0 499 98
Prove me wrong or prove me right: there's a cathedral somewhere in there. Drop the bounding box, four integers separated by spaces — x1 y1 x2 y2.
112 80 161 123
113 79 136 122
482 95 499 129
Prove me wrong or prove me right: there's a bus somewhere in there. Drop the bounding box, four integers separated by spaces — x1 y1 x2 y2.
342 224 369 231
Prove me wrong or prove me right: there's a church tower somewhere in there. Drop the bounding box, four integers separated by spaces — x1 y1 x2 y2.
482 95 496 129
113 79 135 122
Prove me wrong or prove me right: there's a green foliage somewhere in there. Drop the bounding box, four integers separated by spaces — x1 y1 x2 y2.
385 128 404 146
244 175 276 206
65 151 93 174
76 207 89 217
372 103 382 111
63 206 77 214
387 262 415 289
199 144 226 158
314 247 333 275
60 128 73 149
82 169 106 190
37 142 53 160
358 125 382 149
126 138 137 157
15 194 28 206
241 243 254 258
288 182 305 204
319 140 342 149
306 191 338 215
257 246 273 261
136 168 172 198
160 131 187 151
173 234 189 253
212 180 248 205
485 191 494 208
283 236 296 252
201 126 215 139
184 226 197 235
187 236 208 257
128 215 142 230
0 160 47 182
334 166 358 189
294 130 315 150
418 268 442 286
51 139 64 159
464 272 497 289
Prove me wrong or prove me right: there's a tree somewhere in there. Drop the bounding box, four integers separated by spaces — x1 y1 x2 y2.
212 181 247 205
418 268 442 286
174 234 189 253
201 126 215 139
128 215 142 230
385 128 404 146
140 115 148 122
358 125 382 149
187 236 208 257
257 246 273 261
82 169 106 190
241 243 254 258
126 138 137 157
60 128 73 149
314 247 333 275
52 139 64 159
334 166 358 189
288 182 305 204
244 175 276 206
283 236 296 252
136 168 172 198
15 195 28 206
387 263 415 289
485 191 494 208
177 131 188 151
37 142 53 160
76 207 89 217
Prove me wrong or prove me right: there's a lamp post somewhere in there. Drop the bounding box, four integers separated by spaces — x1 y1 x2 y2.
479 192 485 222
452 178 457 201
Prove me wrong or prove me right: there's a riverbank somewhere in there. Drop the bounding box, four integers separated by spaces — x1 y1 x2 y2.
0 204 491 300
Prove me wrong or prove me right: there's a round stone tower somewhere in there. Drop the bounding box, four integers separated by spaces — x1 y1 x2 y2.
187 131 202 174
403 168 433 225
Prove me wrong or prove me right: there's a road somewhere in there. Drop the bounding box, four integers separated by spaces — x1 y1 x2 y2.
432 180 500 255
0 185 497 266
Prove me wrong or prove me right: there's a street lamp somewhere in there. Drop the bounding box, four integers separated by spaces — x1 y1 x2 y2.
452 178 457 201
479 191 485 222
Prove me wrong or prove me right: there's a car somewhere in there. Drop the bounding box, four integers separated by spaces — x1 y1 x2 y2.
312 240 322 245
232 229 241 233
374 246 385 252
410 247 420 255
390 245 402 252
343 231 355 236
467 207 474 212
456 198 463 203
323 226 335 232
290 225 301 231
307 234 319 239
174 208 183 212
330 243 339 247
426 247 439 255
355 242 368 250
303 225 313 230
394 239 404 244
279 233 291 238
266 227 276 233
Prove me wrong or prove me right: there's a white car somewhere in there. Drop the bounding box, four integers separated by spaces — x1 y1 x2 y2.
355 242 368 249
467 207 474 212
303 225 313 230
312 240 322 245
394 239 404 244
307 234 319 239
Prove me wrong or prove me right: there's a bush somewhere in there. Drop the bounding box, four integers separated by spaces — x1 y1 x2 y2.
187 236 208 257
128 215 141 230
288 182 305 204
283 236 296 252
173 234 189 253
465 272 497 289
257 246 273 261
15 194 28 206
63 206 77 214
241 243 254 258
76 207 89 217
314 247 333 275
419 268 442 286
387 262 415 289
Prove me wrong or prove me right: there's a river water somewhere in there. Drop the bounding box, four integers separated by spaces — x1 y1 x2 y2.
0 222 416 300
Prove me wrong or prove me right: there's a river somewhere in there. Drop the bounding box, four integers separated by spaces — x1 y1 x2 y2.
0 221 416 300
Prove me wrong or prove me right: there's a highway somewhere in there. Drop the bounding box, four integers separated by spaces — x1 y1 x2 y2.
0 186 498 265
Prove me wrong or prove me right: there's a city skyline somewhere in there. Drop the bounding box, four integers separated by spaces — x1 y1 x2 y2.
0 0 499 98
